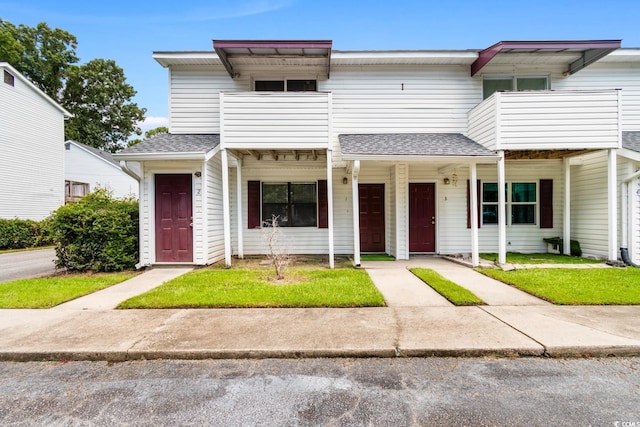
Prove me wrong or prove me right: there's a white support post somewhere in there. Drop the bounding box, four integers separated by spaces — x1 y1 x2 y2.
608 149 618 261
470 162 479 267
563 157 571 255
352 161 361 267
221 148 232 267
326 150 335 269
236 160 244 259
497 151 506 265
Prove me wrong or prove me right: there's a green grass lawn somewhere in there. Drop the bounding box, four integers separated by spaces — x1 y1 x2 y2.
360 254 396 261
410 268 484 306
479 268 640 305
0 272 137 308
480 252 602 264
118 265 386 309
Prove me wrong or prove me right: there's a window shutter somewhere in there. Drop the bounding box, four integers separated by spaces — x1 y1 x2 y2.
467 180 482 229
247 180 261 229
317 180 328 229
539 179 553 229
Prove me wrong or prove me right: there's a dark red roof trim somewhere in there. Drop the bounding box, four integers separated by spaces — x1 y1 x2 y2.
470 40 621 76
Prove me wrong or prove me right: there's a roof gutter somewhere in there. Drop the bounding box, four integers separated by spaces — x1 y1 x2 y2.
340 154 499 162
119 160 140 181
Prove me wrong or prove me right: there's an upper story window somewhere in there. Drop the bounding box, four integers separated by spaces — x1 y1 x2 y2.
255 79 317 92
4 70 15 86
483 76 549 99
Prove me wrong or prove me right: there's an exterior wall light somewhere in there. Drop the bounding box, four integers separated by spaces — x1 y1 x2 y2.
443 177 450 185
343 177 348 184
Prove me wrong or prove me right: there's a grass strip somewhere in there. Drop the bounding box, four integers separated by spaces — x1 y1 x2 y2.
0 272 137 308
480 253 602 265
410 268 484 306
119 267 386 308
360 254 396 261
479 268 640 305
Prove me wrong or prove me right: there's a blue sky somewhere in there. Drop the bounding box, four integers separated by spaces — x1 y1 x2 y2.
3 0 640 134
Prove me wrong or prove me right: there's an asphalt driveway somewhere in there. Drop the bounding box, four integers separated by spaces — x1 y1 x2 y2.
0 248 57 282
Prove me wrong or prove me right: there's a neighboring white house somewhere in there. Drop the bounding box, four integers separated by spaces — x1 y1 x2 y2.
64 140 139 201
0 62 72 220
115 39 640 268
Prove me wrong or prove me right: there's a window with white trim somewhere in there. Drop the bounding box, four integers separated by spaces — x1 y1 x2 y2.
483 76 549 99
482 182 537 225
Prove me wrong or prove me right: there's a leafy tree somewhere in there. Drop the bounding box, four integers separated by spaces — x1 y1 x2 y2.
0 20 78 99
127 126 169 147
63 59 146 152
145 126 168 138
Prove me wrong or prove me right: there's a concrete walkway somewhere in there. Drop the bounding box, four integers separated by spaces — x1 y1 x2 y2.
363 256 549 306
0 260 639 361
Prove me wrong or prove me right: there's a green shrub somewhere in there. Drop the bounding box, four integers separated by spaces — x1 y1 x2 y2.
0 219 40 249
46 189 139 272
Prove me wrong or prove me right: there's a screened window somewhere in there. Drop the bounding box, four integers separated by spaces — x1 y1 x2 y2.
262 182 317 227
482 182 537 225
483 76 548 99
254 79 317 92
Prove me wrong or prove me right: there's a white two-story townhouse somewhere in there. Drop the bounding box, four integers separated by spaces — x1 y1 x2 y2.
115 39 640 268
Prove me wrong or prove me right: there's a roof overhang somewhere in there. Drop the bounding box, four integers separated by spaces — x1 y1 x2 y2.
213 39 332 78
113 149 218 162
470 40 621 76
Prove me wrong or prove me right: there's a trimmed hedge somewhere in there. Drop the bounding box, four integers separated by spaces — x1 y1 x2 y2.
47 189 139 272
0 219 50 250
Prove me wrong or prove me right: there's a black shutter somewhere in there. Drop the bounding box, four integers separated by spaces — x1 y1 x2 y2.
318 180 328 228
539 179 553 229
247 180 261 229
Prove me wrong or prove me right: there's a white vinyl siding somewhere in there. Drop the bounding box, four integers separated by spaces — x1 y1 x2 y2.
569 151 609 259
469 90 621 151
392 164 409 259
65 143 138 198
0 68 66 220
205 154 225 263
220 92 330 149
169 66 248 134
323 65 482 156
553 62 640 130
467 94 497 150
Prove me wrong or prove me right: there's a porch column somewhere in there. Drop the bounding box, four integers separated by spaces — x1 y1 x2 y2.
470 162 479 267
326 149 335 269
608 148 618 261
497 151 506 265
236 160 244 259
352 160 361 267
563 157 571 255
221 148 232 266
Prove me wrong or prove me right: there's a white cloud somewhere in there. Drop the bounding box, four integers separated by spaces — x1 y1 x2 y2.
138 116 170 134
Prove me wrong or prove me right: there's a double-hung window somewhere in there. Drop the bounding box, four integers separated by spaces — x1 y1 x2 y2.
483 76 549 99
262 182 317 227
481 182 537 225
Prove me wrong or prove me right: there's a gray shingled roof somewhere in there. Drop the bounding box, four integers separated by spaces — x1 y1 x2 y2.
339 133 496 157
623 131 640 153
118 133 220 155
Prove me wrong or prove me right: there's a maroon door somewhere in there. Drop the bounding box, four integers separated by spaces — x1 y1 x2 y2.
155 174 193 262
359 184 385 252
409 183 436 252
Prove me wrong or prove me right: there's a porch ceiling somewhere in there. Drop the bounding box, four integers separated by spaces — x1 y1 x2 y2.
504 149 597 160
229 148 326 161
470 40 621 76
213 40 332 79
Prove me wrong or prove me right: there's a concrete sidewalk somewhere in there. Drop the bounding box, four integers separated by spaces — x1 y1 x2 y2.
0 260 639 361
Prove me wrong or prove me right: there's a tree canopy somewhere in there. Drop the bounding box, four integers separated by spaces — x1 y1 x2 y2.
128 126 169 147
0 19 146 152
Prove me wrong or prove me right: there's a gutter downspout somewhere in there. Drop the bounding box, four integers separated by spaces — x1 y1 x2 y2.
119 160 141 181
621 168 640 267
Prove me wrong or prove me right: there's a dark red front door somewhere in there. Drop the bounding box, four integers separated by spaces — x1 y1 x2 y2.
155 174 193 262
359 184 385 252
409 183 436 252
